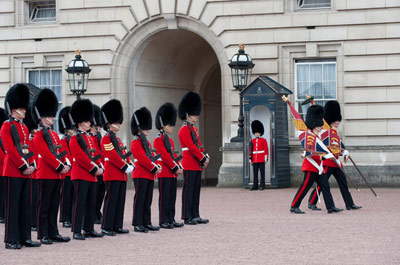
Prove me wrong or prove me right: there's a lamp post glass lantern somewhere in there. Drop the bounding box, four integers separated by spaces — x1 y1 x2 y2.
66 50 91 100
229 44 255 142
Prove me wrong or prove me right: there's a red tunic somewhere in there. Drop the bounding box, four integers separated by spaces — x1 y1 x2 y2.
131 136 158 181
101 133 131 182
69 131 99 182
33 128 66 180
249 137 269 163
178 122 206 171
0 119 32 178
0 138 6 176
154 133 179 178
301 130 322 174
60 136 73 178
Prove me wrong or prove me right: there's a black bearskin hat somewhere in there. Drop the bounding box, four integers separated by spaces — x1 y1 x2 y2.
101 99 123 131
251 120 264 136
92 104 102 127
5 83 30 111
58 106 73 134
324 100 342 125
305 105 324 130
155 102 177 130
70 99 93 124
130 107 152 135
0 108 8 128
31 88 59 122
23 107 38 132
178 91 201 120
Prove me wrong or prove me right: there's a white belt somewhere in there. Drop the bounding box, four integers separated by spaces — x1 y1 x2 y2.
182 147 189 151
252 151 264 154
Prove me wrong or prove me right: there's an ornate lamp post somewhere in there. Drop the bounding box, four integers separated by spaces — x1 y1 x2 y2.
65 50 91 100
228 44 255 142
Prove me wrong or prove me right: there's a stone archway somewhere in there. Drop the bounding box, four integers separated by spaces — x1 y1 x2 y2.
111 17 226 185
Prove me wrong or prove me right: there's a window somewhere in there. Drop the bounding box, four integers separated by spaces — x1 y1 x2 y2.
28 69 62 133
297 0 331 10
29 1 56 23
294 60 336 117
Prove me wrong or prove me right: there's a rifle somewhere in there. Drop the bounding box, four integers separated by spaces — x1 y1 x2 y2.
159 116 182 164
249 140 253 161
34 107 67 160
185 113 210 161
102 111 132 160
6 102 34 160
68 113 101 162
133 113 161 162
60 117 72 145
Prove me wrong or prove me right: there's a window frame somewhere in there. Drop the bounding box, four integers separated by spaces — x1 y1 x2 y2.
296 0 331 11
27 69 63 133
294 59 337 116
27 0 56 24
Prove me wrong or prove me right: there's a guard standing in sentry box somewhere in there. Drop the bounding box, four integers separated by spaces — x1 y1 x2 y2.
100 99 133 236
2 84 40 249
153 103 184 229
130 107 161 233
58 106 75 228
32 88 71 245
178 91 210 225
249 120 269 191
69 99 104 240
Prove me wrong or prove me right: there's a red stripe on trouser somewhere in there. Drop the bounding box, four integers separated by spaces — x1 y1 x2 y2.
102 182 111 227
60 180 65 220
183 171 189 219
132 179 139 225
37 180 43 238
159 179 162 224
291 171 311 207
72 181 79 232
5 178 10 241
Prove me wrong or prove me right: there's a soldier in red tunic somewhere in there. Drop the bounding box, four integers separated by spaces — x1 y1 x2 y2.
290 105 342 214
249 120 269 190
100 99 133 236
32 89 71 244
130 107 161 233
2 84 40 249
178 92 209 225
69 99 104 240
58 106 75 228
91 104 106 224
0 108 8 224
153 103 184 229
308 101 362 211
23 107 39 232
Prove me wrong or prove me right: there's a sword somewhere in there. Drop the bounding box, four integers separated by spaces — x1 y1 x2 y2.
314 183 321 204
348 156 378 198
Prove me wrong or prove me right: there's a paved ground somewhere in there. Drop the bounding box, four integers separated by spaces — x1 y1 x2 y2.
0 187 399 265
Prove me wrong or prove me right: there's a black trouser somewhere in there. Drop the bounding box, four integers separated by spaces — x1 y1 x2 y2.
95 175 106 221
252 163 265 188
59 176 74 223
4 177 32 243
291 171 335 210
158 178 177 224
132 178 154 226
181 170 201 220
0 176 5 220
31 179 39 227
308 167 355 207
71 180 96 234
37 179 61 239
102 181 127 231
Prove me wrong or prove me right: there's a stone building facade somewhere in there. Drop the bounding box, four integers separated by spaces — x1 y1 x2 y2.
0 0 399 187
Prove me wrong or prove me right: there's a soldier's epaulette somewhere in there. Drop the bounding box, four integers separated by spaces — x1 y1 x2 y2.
183 121 189 127
156 133 161 138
